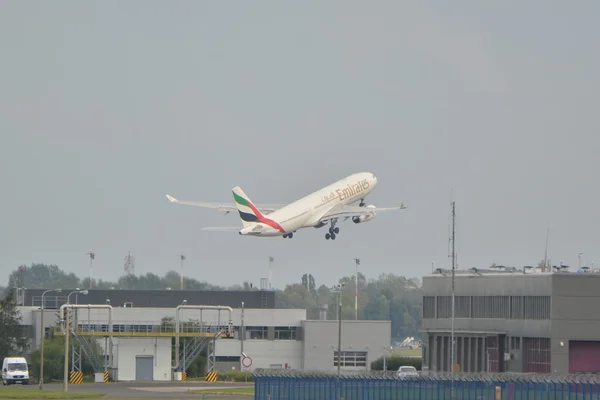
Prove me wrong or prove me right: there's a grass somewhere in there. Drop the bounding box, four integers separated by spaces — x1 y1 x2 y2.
0 388 105 399
188 386 254 396
391 348 422 357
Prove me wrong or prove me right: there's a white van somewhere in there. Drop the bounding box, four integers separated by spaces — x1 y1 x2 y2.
2 357 30 385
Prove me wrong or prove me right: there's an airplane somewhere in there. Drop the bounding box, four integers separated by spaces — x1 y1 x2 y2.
165 172 406 240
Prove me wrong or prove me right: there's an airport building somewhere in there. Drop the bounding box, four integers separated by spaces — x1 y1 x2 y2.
15 288 391 381
420 265 600 375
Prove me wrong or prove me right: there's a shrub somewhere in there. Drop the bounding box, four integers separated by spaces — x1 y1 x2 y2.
216 371 254 382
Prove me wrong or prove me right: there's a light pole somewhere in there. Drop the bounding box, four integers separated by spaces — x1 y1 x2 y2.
268 257 274 290
354 258 360 320
240 301 245 371
68 289 88 304
179 255 186 290
382 345 392 372
39 288 61 389
332 283 345 375
64 303 70 392
87 250 95 289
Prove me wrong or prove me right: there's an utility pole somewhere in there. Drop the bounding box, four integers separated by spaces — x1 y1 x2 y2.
240 301 244 371
333 283 345 376
63 304 70 392
268 257 274 290
354 258 360 320
449 200 456 390
87 250 95 289
179 255 186 290
337 287 342 375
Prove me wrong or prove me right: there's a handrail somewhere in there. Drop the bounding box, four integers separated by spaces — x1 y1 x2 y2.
59 304 113 333
174 305 234 372
175 305 234 336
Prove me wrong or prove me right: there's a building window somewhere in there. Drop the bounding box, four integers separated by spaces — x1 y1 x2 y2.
522 337 550 373
426 295 550 320
333 351 367 367
274 327 297 340
423 296 435 318
246 326 267 339
511 336 520 350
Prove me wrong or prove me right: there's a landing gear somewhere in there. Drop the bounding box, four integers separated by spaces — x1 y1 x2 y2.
325 219 340 240
359 198 366 207
283 232 294 239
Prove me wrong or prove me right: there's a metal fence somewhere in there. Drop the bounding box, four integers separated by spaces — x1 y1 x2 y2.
253 369 600 400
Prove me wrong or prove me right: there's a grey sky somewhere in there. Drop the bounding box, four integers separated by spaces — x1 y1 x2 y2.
2 1 599 289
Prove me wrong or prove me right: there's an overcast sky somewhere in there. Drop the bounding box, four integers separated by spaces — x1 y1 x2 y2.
1 1 599 290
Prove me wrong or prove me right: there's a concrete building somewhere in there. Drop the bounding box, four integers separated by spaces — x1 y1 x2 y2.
301 320 391 371
420 265 600 374
15 288 391 380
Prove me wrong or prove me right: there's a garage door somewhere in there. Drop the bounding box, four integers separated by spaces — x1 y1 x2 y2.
569 341 600 373
135 356 154 381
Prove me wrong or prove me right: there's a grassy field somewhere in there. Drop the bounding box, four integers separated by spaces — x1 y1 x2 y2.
391 347 422 357
188 386 254 395
0 388 105 400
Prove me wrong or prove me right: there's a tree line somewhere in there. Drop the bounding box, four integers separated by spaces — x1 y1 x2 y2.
4 263 423 340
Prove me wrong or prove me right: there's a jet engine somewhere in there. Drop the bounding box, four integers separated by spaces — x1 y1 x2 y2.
352 205 376 223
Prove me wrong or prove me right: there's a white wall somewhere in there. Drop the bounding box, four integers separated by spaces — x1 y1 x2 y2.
216 339 303 370
302 320 391 372
113 337 171 381
55 306 306 327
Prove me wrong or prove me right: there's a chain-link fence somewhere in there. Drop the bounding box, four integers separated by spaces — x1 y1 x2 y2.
253 369 600 399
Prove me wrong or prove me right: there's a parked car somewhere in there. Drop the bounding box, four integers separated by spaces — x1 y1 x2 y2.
396 365 419 379
2 357 30 385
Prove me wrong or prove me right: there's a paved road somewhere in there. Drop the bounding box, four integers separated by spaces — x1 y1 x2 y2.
9 381 254 399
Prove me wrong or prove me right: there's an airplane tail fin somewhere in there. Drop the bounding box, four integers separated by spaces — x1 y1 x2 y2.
232 186 264 227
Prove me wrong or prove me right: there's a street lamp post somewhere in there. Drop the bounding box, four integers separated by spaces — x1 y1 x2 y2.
179 255 186 290
354 258 360 320
332 283 345 376
87 250 95 289
39 288 62 389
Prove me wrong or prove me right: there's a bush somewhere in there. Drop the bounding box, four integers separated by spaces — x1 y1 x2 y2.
216 371 254 382
371 355 422 371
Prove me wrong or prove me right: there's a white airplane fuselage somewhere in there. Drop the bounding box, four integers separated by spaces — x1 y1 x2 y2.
239 172 377 237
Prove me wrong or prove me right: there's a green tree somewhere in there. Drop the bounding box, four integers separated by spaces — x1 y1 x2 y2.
363 292 389 320
8 264 81 289
28 334 103 383
0 289 29 360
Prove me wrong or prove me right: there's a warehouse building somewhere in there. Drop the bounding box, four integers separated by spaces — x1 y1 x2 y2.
15 288 391 381
420 265 600 374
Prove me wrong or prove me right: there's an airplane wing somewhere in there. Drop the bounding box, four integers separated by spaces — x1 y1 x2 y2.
165 194 283 215
319 202 406 220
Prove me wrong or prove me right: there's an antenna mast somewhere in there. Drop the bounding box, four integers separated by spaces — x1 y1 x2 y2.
124 250 135 276
449 200 456 377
